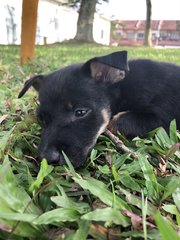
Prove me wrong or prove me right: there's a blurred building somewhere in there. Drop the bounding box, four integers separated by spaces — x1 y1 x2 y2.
0 0 111 45
111 20 180 47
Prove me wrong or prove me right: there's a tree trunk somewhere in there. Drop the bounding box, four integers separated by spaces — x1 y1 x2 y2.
144 0 152 46
74 0 97 42
20 0 39 64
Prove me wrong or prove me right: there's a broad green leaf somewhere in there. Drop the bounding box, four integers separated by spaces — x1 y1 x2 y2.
29 159 53 193
120 229 162 240
90 149 98 161
120 160 141 174
0 158 42 237
155 127 171 148
112 153 130 169
169 120 178 144
0 213 37 222
0 155 16 183
138 153 161 201
118 171 141 192
72 220 90 240
162 204 180 225
33 208 80 225
155 211 180 240
0 220 42 238
119 188 156 215
165 143 180 160
0 156 40 214
162 204 179 215
168 162 180 174
162 176 180 200
173 187 180 211
82 207 130 227
51 195 91 214
98 165 110 175
73 177 130 210
138 154 157 183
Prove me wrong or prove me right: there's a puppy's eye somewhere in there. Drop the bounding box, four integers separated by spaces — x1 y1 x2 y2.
75 109 88 118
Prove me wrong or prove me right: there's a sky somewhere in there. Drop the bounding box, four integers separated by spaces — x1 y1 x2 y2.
107 0 180 20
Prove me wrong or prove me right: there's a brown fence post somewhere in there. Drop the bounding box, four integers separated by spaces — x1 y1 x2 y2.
20 0 39 64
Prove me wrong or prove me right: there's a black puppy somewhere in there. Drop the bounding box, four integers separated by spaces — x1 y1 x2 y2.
19 51 180 167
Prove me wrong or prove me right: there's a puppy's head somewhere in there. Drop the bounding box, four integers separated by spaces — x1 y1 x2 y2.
18 51 129 167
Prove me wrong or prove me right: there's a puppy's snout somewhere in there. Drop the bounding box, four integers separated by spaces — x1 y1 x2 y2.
39 148 61 165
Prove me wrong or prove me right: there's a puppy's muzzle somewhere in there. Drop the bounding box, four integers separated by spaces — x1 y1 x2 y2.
39 147 64 166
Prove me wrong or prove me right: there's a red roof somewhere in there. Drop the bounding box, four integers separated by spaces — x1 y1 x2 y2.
161 21 179 30
114 20 180 31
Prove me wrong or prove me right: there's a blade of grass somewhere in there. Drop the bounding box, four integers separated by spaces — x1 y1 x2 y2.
155 211 180 240
141 191 148 240
62 151 80 178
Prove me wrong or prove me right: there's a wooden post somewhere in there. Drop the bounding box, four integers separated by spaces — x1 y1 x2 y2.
20 0 39 64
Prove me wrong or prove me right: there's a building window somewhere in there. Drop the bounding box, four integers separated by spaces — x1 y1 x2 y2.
170 32 180 41
101 30 104 39
160 32 167 41
137 32 144 39
127 32 135 39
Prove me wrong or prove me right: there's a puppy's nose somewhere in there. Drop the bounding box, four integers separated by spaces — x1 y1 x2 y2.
39 148 60 165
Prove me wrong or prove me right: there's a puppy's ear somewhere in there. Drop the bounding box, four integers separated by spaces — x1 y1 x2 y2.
18 75 44 98
83 51 129 84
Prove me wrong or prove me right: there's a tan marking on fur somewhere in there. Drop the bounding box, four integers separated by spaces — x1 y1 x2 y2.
112 111 128 121
85 108 111 154
92 109 110 142
96 109 111 136
107 111 129 134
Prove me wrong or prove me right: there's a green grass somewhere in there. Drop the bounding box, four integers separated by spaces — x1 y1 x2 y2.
0 43 180 240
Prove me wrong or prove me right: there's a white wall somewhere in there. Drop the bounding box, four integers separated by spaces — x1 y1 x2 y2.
0 0 22 44
93 13 111 45
37 1 78 44
0 0 111 45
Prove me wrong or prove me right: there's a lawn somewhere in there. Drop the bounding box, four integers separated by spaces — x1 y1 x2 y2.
0 43 180 240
